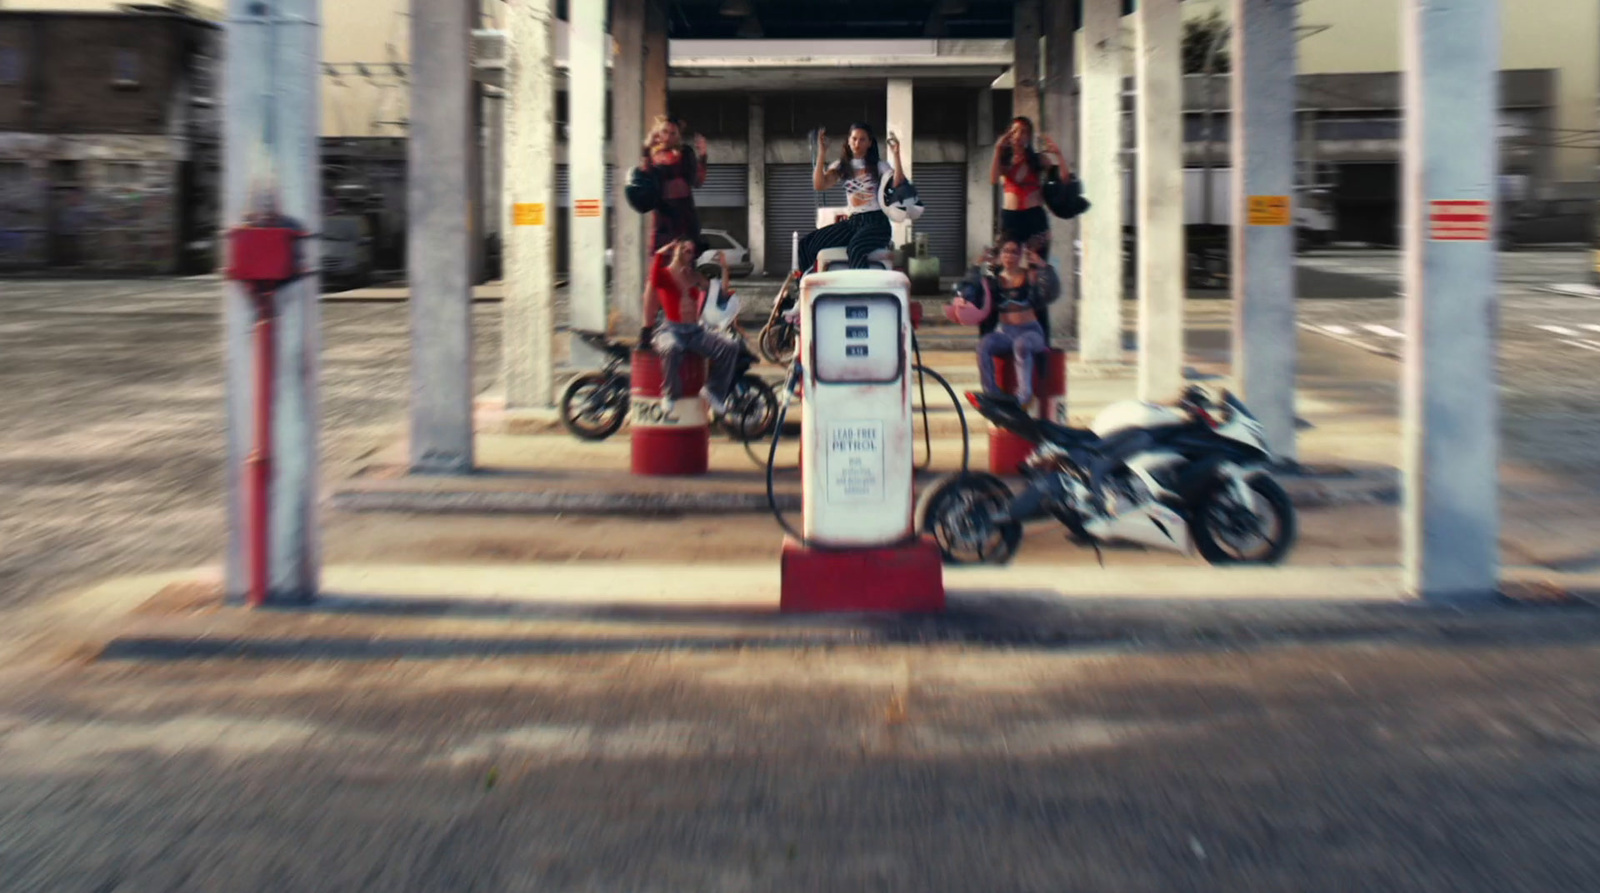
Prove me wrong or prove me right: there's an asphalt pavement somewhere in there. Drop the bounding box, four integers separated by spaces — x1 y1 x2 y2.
4 252 1600 891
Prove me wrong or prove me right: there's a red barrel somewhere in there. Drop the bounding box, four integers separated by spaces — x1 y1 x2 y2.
988 348 1069 475
630 349 710 476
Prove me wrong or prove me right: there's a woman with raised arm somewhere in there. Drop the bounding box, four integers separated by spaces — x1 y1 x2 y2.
989 116 1066 258
793 122 906 273
640 115 709 253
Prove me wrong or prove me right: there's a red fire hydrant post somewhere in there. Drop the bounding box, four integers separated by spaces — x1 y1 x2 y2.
226 222 306 608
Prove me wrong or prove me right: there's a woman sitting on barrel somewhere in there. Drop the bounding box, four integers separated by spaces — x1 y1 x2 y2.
959 237 1061 405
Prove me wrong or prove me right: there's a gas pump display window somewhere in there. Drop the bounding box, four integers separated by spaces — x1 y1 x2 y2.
812 294 902 384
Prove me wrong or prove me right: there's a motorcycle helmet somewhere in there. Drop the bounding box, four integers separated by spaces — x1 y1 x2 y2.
624 165 661 214
1041 166 1091 220
878 177 925 223
944 277 991 327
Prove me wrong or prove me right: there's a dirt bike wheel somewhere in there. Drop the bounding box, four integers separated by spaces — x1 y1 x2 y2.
1192 474 1297 565
758 323 798 366
721 375 779 442
559 372 628 441
915 473 1022 566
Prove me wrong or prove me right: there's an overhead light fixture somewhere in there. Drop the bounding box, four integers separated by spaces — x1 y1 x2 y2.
720 0 753 16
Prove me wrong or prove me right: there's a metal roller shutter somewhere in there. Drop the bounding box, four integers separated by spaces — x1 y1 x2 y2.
909 163 966 275
694 163 747 208
765 163 845 274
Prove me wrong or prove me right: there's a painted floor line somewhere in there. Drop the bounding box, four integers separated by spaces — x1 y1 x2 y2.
1361 324 1406 339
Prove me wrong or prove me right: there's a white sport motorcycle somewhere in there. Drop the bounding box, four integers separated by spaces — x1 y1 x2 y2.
917 386 1297 565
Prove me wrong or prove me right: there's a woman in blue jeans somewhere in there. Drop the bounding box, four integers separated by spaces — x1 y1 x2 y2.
974 238 1061 404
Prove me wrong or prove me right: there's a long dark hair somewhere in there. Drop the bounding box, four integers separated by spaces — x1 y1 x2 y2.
999 116 1041 173
838 122 882 182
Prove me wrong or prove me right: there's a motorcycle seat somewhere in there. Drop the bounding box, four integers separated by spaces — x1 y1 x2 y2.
1038 419 1100 449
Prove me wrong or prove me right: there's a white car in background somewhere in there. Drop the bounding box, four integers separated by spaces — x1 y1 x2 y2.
605 228 754 278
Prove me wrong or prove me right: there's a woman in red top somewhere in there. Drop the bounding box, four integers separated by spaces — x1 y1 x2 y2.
640 115 708 254
641 240 740 416
989 116 1066 258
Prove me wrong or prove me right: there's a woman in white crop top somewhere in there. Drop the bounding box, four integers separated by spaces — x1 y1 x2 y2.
794 122 906 273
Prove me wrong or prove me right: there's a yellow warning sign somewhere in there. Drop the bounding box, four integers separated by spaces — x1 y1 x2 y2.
513 203 545 226
1247 195 1292 226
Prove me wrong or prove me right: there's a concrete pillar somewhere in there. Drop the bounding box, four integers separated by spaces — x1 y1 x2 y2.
1230 0 1298 462
611 0 646 331
1135 0 1185 402
407 0 476 472
966 87 995 261
502 0 557 409
1401 0 1500 603
886 78 915 248
1012 0 1042 125
1080 0 1124 365
221 0 321 603
567 0 607 367
1043 0 1077 343
747 96 767 275
643 1 668 128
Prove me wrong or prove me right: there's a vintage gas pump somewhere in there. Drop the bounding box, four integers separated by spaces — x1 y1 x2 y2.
779 269 944 613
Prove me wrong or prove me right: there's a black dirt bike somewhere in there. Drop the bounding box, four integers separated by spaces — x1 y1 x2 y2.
756 271 800 366
559 331 780 443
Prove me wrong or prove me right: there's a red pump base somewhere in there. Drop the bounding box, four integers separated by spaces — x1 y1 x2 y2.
779 536 945 614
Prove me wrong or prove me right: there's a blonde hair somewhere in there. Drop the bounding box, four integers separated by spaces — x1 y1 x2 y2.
647 115 677 150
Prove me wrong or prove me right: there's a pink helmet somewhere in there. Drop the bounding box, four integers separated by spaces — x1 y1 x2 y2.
943 277 991 326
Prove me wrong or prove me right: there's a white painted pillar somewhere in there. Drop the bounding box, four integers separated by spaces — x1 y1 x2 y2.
1080 0 1124 365
1135 0 1185 402
408 0 476 472
567 0 607 367
1012 0 1042 125
747 96 767 275
886 78 915 248
966 87 995 262
1401 0 1500 603
502 0 556 409
611 0 646 331
1043 0 1077 343
222 0 321 603
1230 0 1298 462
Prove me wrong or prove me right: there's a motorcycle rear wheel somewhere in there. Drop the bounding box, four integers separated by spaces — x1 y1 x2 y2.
559 372 628 441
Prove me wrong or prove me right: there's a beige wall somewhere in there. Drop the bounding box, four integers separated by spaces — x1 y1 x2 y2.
1178 0 1600 184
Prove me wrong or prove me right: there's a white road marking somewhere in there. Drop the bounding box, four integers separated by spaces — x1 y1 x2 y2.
1582 324 1600 334
1319 324 1354 336
1559 339 1600 354
1536 324 1579 336
1361 324 1405 339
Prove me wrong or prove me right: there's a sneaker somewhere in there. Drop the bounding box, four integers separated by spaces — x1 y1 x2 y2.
705 390 728 417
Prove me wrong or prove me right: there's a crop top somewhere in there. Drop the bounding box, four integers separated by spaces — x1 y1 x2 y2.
826 158 897 214
649 252 705 324
1001 151 1043 201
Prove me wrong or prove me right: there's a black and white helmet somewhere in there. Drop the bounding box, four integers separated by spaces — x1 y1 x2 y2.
878 177 925 223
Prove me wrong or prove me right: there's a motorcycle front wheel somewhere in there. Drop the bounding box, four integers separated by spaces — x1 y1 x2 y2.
721 375 779 442
559 372 628 441
1192 474 1297 565
915 473 1023 566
